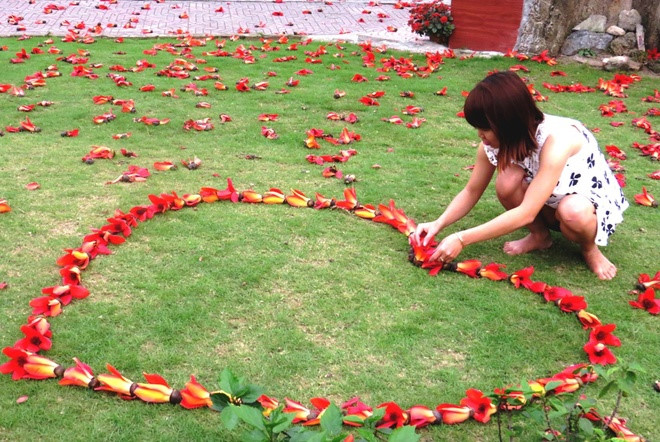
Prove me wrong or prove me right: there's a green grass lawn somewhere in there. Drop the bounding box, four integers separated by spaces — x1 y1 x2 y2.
0 36 658 441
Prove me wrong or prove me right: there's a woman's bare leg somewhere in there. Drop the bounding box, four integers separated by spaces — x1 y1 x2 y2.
556 195 617 280
495 165 553 254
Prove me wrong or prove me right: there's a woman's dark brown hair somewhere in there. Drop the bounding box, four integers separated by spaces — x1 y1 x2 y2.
464 71 544 169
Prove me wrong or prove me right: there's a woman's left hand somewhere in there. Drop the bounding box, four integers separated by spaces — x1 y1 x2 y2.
428 233 464 264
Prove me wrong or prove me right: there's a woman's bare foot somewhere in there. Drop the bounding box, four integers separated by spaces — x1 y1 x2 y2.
503 233 553 255
582 246 617 280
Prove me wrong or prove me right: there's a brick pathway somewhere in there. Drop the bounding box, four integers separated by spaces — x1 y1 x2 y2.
0 0 443 53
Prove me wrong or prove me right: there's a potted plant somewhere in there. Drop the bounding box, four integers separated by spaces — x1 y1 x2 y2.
408 1 455 45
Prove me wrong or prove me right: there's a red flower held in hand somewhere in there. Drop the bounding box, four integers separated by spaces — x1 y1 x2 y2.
629 288 660 315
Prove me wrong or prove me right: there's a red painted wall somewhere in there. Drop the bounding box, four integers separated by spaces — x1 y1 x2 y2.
450 0 524 53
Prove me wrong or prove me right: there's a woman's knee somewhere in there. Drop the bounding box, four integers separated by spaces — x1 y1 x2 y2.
557 195 596 228
495 166 527 206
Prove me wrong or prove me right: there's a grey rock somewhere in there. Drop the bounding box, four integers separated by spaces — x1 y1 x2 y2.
609 32 637 55
572 54 605 69
561 30 614 55
618 9 641 31
648 60 660 74
606 25 625 36
573 15 607 32
602 55 641 71
636 23 645 50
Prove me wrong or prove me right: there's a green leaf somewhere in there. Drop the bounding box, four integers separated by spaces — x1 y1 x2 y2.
272 410 295 434
241 428 268 442
210 391 231 412
355 428 379 442
220 367 241 394
232 404 267 432
389 425 420 442
320 404 343 436
544 380 563 393
598 380 617 398
578 417 595 435
221 406 239 430
242 384 265 404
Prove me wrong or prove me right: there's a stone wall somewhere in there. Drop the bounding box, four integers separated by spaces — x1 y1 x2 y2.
515 0 659 55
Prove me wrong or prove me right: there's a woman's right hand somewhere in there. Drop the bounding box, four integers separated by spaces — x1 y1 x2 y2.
410 220 442 247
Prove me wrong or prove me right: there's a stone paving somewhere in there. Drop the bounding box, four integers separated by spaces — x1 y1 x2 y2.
0 0 445 53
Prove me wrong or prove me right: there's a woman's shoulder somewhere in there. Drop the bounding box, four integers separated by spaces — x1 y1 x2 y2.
536 114 584 145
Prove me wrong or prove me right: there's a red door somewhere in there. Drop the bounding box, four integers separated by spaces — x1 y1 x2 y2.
449 0 524 53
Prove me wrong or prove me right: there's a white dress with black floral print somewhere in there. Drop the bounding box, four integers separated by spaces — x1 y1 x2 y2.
483 114 628 246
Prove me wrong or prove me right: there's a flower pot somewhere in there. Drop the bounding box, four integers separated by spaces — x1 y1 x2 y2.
429 33 450 45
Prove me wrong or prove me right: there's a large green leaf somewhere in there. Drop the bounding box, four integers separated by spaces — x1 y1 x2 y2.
320 403 343 436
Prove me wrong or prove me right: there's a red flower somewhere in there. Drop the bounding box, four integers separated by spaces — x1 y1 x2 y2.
583 341 616 365
589 324 621 347
460 388 497 423
629 288 660 315
376 402 408 429
15 317 52 352
556 295 587 313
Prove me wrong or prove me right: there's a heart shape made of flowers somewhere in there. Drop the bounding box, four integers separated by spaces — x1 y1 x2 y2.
1 180 620 433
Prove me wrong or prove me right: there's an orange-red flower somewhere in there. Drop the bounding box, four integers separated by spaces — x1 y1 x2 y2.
285 189 312 208
154 161 177 171
56 249 90 269
217 178 239 202
95 364 136 399
283 398 312 423
435 404 471 424
577 310 601 329
479 262 508 281
180 375 212 409
407 405 440 428
29 296 62 317
240 190 263 203
509 266 534 289
134 373 174 403
604 416 645 442
1 347 62 380
263 188 285 204
341 397 372 426
59 357 95 388
336 187 358 211
314 192 335 210
637 271 660 290
456 259 482 278
0 199 11 213
257 394 280 416
634 186 657 207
